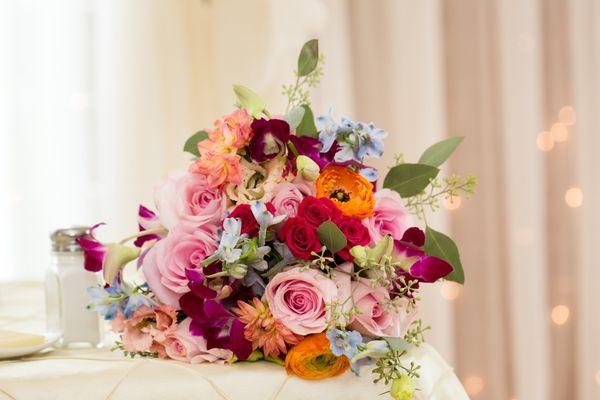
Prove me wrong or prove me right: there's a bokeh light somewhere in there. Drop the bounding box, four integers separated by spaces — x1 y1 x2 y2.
558 105 576 126
536 131 554 151
464 375 485 396
595 370 600 386
443 195 462 210
550 123 569 142
564 187 583 208
551 305 570 325
440 281 461 300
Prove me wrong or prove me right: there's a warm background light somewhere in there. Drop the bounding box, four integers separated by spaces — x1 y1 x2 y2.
550 122 569 142
558 105 576 126
564 187 583 208
595 370 600 386
463 375 485 396
536 131 554 151
443 195 462 210
551 305 570 325
440 281 461 300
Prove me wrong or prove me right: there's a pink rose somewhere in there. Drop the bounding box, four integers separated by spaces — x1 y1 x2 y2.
363 189 412 244
163 318 234 364
142 226 218 307
264 268 338 335
110 305 177 355
348 279 417 337
271 179 314 217
154 170 227 230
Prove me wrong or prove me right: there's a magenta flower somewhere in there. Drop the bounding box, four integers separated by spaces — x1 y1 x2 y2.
394 227 453 284
77 223 106 273
179 268 253 361
288 135 337 170
180 293 252 360
133 205 164 247
247 118 290 162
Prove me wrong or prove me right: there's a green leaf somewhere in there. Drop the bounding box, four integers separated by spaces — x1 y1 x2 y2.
383 163 439 198
418 137 464 167
297 39 319 77
233 84 267 118
296 105 318 138
183 130 208 157
283 106 305 130
317 220 347 254
424 226 464 284
384 337 412 352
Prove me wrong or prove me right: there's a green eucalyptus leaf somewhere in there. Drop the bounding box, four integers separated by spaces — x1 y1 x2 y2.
283 106 305 130
384 337 412 352
383 163 439 198
296 104 318 137
233 84 267 118
317 220 347 254
183 130 208 156
424 226 464 284
297 39 319 77
418 137 464 167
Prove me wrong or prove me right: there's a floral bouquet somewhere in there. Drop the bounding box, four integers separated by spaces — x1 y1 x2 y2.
81 40 476 399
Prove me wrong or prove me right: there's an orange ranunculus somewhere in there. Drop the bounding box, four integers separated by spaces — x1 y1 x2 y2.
316 165 375 219
285 333 349 380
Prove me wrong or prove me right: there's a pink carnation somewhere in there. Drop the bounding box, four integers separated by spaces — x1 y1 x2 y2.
188 109 252 188
362 189 412 244
189 144 243 188
142 225 218 307
154 170 226 230
264 267 338 336
209 109 253 149
110 305 177 356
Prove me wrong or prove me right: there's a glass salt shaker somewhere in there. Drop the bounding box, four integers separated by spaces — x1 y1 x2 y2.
46 227 101 347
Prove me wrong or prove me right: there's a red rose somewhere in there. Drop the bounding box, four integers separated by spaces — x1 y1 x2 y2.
227 203 276 237
279 217 322 259
337 216 371 261
297 196 342 228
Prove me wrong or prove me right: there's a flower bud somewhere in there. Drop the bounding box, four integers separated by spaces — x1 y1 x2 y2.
390 375 415 400
229 264 248 280
296 155 320 181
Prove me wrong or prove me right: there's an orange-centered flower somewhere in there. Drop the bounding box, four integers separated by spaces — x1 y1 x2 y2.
316 165 375 219
232 298 301 358
285 333 350 380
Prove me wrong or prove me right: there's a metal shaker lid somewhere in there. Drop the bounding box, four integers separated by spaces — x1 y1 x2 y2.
50 226 91 252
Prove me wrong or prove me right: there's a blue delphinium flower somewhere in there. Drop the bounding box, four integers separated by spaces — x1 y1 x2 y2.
326 328 364 359
87 280 156 320
316 111 388 165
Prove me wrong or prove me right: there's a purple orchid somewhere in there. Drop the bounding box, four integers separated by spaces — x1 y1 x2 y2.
394 227 453 284
179 268 253 360
288 135 338 170
77 223 106 272
180 293 252 360
247 118 290 162
133 205 164 247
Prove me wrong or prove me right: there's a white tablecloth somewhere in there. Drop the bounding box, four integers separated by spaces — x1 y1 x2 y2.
0 282 469 400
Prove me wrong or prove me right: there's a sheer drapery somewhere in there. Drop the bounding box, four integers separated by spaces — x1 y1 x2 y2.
1 1 598 398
